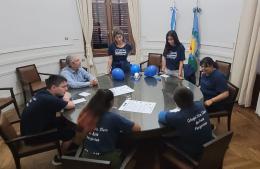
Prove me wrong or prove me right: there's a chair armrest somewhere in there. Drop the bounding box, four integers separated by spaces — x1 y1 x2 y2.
38 72 57 76
0 87 13 91
140 60 148 71
0 87 16 100
6 128 58 144
10 119 21 124
163 141 198 167
140 60 148 65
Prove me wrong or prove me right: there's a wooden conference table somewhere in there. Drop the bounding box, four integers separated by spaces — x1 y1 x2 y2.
63 73 203 136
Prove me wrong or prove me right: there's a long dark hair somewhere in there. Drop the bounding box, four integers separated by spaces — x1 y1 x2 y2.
77 89 114 132
163 30 181 54
82 89 114 117
200 57 218 69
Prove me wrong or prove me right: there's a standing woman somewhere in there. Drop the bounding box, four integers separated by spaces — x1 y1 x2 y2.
162 30 185 79
107 28 132 73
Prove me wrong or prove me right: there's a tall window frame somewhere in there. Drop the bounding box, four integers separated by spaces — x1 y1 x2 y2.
92 0 135 57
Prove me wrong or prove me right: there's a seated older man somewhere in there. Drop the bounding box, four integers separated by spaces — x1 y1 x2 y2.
61 55 98 88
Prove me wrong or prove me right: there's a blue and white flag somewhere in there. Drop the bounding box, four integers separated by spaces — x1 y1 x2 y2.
170 6 177 31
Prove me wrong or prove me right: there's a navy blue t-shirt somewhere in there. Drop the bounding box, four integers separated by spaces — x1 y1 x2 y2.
21 90 68 136
83 112 134 155
200 69 228 101
159 101 212 159
163 44 185 70
108 43 132 71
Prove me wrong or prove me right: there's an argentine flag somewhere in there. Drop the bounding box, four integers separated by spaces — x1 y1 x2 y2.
170 6 177 31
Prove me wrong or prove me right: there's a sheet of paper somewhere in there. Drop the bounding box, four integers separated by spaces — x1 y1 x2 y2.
78 92 91 97
109 85 134 96
119 100 156 114
160 74 170 78
72 98 87 105
169 107 181 113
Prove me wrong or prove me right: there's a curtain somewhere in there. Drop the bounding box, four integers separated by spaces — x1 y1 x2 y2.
76 0 97 75
231 0 260 107
128 0 141 63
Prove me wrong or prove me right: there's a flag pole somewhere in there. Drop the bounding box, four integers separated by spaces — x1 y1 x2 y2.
171 0 176 10
173 0 176 6
194 0 202 13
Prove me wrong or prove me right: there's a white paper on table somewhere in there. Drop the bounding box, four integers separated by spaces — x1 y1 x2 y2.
109 85 134 96
169 107 181 113
160 74 170 78
72 98 87 104
78 92 91 97
119 100 156 114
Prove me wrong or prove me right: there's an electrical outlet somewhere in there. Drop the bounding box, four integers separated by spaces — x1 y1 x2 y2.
65 37 69 40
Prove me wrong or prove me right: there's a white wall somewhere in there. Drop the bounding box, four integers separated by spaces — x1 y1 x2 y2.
140 0 243 63
0 0 84 106
0 0 244 107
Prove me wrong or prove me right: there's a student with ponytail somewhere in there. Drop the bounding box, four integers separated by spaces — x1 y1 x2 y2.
78 89 140 169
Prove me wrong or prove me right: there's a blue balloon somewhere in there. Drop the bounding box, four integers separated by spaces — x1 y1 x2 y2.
144 65 158 77
130 64 141 75
112 68 125 81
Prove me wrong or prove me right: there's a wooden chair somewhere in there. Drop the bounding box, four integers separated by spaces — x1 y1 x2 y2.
140 53 162 71
16 64 54 104
60 59 67 71
215 60 231 80
0 87 20 118
61 144 136 169
208 82 239 131
160 131 233 169
0 113 61 169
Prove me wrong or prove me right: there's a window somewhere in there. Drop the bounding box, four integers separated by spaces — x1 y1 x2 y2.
92 0 135 56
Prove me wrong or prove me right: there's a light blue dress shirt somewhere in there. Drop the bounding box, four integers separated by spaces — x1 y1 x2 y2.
60 66 96 88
